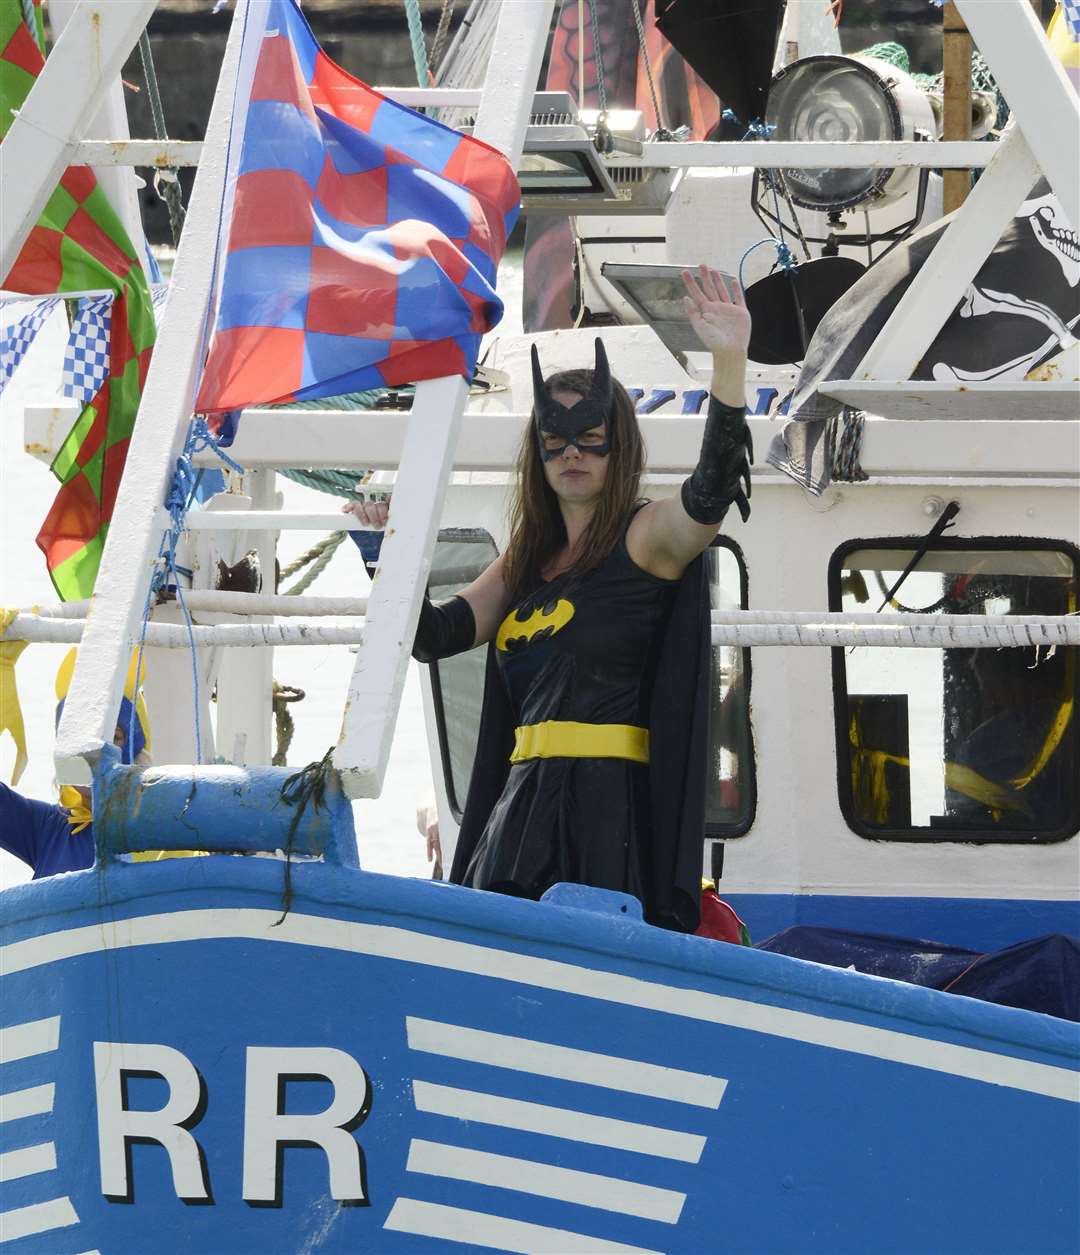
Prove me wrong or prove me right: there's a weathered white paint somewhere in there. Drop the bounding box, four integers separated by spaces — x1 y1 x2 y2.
0 0 158 283
613 142 996 170
12 611 1076 649
956 0 1080 230
24 400 1080 480
820 380 1080 421
209 469 276 766
47 0 148 260
53 0 267 787
334 0 557 797
184 511 353 531
73 139 203 168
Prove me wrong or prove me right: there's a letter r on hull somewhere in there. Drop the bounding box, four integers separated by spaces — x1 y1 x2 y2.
242 1046 370 1206
94 1042 210 1203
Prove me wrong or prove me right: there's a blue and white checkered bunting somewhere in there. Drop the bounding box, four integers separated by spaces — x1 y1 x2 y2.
0 297 61 398
62 294 114 406
150 282 170 326
1063 0 1080 41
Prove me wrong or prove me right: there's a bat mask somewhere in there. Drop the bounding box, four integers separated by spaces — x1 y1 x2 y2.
531 338 613 460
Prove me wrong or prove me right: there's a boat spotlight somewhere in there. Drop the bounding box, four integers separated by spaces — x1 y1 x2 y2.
765 54 937 212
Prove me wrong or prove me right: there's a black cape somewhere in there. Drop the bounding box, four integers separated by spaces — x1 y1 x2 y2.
449 553 711 933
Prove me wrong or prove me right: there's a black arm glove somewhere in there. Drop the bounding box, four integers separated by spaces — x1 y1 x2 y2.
413 594 477 664
680 395 753 525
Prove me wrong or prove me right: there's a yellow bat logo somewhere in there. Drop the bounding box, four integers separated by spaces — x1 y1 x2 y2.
496 598 575 652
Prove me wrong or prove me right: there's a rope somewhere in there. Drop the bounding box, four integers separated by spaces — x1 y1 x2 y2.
138 31 186 246
140 417 246 762
738 236 797 292
403 0 431 87
586 0 607 114
429 0 455 77
830 407 869 483
274 745 334 924
272 682 305 767
630 0 669 139
281 531 347 596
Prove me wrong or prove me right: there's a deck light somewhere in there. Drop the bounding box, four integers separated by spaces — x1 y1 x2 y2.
764 55 937 213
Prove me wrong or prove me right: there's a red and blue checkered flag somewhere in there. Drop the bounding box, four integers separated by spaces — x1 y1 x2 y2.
195 0 519 414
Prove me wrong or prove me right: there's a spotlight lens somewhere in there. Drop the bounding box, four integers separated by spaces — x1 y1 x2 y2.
767 57 900 210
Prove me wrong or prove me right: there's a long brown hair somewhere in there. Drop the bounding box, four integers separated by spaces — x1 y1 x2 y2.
502 367 645 598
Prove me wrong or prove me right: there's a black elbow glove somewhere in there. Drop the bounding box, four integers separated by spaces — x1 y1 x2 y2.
680 395 753 525
413 594 476 664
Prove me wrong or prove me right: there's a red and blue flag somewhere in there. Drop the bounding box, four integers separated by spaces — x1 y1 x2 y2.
196 0 519 414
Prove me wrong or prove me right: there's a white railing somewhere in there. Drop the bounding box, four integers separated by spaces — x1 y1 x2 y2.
8 609 1076 650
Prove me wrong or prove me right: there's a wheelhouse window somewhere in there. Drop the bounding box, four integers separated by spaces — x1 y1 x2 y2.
831 540 1079 842
705 541 755 836
429 534 756 835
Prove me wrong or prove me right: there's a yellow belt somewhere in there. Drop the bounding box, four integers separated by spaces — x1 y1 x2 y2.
511 721 650 765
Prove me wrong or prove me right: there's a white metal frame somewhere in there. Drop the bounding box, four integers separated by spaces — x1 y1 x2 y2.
0 0 158 281
4 0 1074 793
843 0 1080 390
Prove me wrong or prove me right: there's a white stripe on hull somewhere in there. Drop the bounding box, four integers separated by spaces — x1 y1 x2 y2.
0 1017 60 1064
0 1083 55 1122
384 1198 663 1254
411 1080 707 1162
406 1138 686 1224
407 1018 726 1108
2 910 1077 1101
0 1197 78 1243
0 1142 57 1183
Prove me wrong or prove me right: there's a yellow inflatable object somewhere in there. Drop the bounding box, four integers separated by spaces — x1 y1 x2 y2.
0 609 29 785
1049 6 1080 87
55 646 151 752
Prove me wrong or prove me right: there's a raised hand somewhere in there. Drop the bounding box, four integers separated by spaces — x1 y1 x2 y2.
342 494 389 577
681 264 751 361
341 495 389 530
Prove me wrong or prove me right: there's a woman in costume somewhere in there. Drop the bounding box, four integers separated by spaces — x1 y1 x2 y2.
346 266 751 931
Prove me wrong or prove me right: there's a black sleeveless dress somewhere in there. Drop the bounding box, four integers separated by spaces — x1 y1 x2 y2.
459 532 681 904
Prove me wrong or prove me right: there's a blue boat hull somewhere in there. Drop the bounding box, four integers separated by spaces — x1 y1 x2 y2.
2 860 1078 1255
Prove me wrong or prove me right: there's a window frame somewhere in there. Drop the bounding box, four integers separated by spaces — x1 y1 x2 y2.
828 534 1080 845
705 535 757 840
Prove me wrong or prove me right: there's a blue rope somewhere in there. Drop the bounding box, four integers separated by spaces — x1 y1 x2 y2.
137 418 248 765
738 236 797 293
